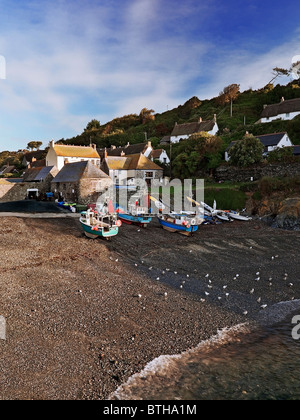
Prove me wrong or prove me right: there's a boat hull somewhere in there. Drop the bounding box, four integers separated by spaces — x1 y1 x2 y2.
118 213 152 227
157 217 198 236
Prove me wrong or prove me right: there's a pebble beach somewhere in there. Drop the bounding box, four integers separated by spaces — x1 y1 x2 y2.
0 213 299 400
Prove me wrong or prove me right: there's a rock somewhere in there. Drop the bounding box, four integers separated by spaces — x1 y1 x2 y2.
275 197 300 230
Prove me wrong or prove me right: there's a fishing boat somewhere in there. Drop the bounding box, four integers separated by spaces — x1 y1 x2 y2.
79 208 121 240
227 211 252 221
116 197 152 228
157 213 199 236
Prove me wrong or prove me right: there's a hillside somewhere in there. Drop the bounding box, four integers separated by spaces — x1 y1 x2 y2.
59 81 300 151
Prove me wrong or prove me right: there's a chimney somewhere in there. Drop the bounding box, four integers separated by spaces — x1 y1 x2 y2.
92 143 96 150
199 117 202 123
213 114 217 123
245 131 249 136
111 145 116 150
50 140 55 148
121 151 125 157
104 148 108 159
263 104 268 109
281 97 285 102
126 142 130 148
147 141 152 148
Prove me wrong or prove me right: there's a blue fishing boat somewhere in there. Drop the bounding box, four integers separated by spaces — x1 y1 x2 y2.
157 214 199 236
79 209 121 240
116 199 152 228
117 212 152 228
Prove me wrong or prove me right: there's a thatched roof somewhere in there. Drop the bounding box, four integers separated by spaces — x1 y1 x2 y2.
261 98 300 118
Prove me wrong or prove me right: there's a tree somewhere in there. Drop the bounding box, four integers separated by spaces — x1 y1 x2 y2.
267 147 293 163
171 133 223 178
139 108 155 124
269 67 290 84
217 84 240 116
84 119 101 132
27 141 43 151
228 134 264 167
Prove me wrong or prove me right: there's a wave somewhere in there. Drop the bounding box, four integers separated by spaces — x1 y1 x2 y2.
108 322 253 400
109 299 300 400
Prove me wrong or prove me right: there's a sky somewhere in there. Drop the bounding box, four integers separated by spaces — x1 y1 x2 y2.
0 0 299 151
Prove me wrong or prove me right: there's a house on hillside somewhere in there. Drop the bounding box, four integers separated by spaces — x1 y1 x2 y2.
22 150 46 169
0 165 16 175
225 132 294 161
97 141 153 161
162 115 219 145
101 153 163 186
260 97 300 123
46 141 100 170
51 161 112 204
149 149 170 165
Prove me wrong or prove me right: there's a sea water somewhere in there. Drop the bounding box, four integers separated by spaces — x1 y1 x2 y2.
110 311 300 400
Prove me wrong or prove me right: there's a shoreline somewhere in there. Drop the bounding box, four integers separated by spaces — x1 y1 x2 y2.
0 216 299 399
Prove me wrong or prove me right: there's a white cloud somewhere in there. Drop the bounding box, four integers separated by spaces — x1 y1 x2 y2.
0 0 299 150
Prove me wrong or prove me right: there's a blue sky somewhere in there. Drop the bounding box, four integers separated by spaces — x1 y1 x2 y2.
0 0 299 150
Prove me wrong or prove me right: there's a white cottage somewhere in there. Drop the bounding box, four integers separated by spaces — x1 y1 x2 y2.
225 132 294 161
169 116 219 144
46 141 100 171
261 97 300 123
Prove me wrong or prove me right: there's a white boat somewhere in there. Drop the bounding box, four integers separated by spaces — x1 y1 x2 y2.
228 212 252 221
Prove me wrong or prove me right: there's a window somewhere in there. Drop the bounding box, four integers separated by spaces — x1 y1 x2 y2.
145 171 154 178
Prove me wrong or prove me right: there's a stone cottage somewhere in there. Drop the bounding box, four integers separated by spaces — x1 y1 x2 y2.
51 161 112 205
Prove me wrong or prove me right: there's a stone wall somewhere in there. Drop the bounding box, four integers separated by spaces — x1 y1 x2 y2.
51 178 113 205
0 181 43 202
215 162 300 182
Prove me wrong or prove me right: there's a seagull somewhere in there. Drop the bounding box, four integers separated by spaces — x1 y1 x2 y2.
243 311 248 316
205 291 210 296
250 288 255 294
164 292 168 297
255 277 260 281
208 285 213 289
186 274 190 278
233 277 237 280
218 297 222 301
223 285 228 289
208 279 212 284
149 267 153 270
200 298 206 303
115 259 119 262
137 294 142 298
174 271 178 275
257 297 261 303
156 277 160 281
269 282 273 287
288 283 294 288
134 263 138 267
225 293 229 298
256 272 260 276
261 304 268 310
180 285 183 289
236 274 240 277
205 274 209 278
